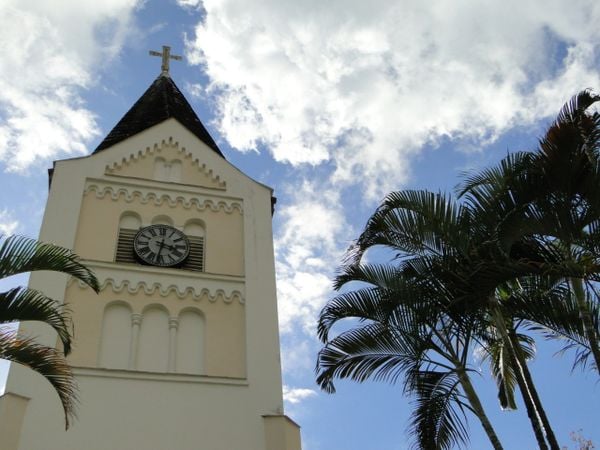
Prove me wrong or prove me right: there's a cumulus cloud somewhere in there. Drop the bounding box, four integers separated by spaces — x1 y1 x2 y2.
274 181 348 334
176 0 203 9
182 1 600 400
0 209 19 235
185 0 600 199
0 1 141 172
283 385 317 405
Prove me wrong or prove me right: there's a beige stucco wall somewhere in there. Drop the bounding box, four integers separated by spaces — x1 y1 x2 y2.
106 137 226 189
74 178 244 276
264 415 302 450
1 118 300 450
66 281 246 377
0 393 30 450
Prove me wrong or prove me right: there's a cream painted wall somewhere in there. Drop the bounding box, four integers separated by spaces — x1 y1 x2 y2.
66 281 246 378
74 179 244 276
0 119 300 450
106 137 226 190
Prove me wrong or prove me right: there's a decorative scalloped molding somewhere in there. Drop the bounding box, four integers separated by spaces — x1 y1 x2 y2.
70 278 245 304
84 183 243 214
105 136 226 188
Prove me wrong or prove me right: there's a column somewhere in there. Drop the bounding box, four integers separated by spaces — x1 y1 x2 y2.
168 317 179 372
129 313 142 370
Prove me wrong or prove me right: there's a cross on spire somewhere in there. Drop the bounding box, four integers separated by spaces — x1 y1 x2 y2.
149 45 182 76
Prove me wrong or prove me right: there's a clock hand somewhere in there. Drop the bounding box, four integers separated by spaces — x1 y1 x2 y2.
155 238 166 262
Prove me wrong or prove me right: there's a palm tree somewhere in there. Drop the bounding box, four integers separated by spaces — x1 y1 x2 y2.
317 191 505 450
317 189 566 449
317 91 600 449
459 90 600 375
0 235 99 429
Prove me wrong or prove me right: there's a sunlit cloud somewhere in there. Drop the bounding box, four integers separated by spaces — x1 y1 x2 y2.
0 1 141 172
185 0 600 199
274 181 347 334
0 209 19 235
283 385 317 405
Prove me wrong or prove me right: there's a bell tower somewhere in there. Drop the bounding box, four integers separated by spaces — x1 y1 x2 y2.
0 48 301 450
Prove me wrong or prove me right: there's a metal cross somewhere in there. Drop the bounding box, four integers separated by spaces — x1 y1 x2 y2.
149 45 182 75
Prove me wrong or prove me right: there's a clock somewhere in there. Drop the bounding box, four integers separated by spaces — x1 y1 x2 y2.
133 225 190 267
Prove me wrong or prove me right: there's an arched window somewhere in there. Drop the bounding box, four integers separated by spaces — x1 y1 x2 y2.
115 212 142 264
98 302 132 369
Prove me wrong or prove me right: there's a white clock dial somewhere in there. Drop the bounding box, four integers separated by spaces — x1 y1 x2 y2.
133 225 190 267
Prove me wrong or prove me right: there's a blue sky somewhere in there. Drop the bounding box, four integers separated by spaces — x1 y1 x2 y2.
1 1 600 449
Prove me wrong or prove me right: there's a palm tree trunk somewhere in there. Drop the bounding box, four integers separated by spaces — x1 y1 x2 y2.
455 365 504 450
508 328 560 450
490 306 550 450
571 277 600 375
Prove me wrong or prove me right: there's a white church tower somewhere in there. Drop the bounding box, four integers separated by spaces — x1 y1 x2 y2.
0 47 301 450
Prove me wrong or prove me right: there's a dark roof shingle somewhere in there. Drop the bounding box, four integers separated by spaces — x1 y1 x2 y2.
93 74 224 157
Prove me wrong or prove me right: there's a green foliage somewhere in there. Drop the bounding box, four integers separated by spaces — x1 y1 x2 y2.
0 235 98 429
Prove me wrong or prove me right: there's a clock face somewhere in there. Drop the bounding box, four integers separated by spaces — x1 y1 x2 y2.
133 225 190 267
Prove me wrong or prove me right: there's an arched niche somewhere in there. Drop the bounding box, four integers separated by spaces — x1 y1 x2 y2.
176 308 205 374
153 157 167 181
115 212 142 264
119 211 142 229
136 305 169 373
151 215 174 226
98 301 132 370
154 157 182 183
183 219 205 237
169 159 182 182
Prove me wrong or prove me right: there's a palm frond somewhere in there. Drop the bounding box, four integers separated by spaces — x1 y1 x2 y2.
316 323 420 393
0 235 99 292
513 281 598 372
553 89 599 128
317 287 388 342
0 330 77 429
406 369 470 450
0 287 73 354
346 190 469 266
478 326 536 411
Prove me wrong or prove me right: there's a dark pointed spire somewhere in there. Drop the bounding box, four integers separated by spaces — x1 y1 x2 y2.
93 74 224 157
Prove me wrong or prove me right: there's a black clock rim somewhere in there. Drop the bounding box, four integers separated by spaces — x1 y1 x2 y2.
133 224 191 267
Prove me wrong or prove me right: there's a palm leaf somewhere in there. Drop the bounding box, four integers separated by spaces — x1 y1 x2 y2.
0 287 73 354
347 190 470 265
316 323 420 393
0 330 77 429
0 235 99 292
406 368 470 450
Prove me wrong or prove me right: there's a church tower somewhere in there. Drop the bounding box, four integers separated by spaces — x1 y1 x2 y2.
0 47 301 450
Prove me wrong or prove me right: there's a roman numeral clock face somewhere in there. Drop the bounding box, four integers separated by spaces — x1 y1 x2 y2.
133 225 190 267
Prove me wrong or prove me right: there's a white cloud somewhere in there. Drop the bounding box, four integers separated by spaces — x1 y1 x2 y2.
283 385 317 405
274 181 348 334
0 209 19 235
176 0 203 10
185 0 600 199
0 1 141 172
